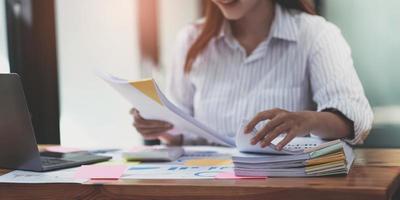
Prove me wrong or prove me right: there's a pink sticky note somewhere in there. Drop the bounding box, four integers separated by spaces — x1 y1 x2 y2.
215 172 267 180
46 146 83 153
74 165 127 180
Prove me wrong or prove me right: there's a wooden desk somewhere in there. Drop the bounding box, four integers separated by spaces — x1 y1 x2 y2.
1 148 400 200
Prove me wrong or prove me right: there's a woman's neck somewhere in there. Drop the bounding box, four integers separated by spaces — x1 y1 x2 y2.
230 0 276 56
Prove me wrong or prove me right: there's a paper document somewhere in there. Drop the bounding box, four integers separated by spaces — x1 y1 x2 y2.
232 140 355 177
74 165 127 180
121 146 235 179
0 168 87 184
122 165 233 179
98 72 234 146
235 120 325 154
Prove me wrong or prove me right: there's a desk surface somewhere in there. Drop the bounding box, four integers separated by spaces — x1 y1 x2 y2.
1 148 400 200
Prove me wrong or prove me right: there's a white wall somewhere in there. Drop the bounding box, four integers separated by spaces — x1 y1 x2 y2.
155 0 200 87
56 0 201 149
56 0 141 148
0 0 9 72
323 0 400 107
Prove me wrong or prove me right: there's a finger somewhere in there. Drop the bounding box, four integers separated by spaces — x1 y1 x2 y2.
133 121 173 129
133 114 173 127
136 127 172 136
261 113 288 133
142 133 165 140
252 114 287 143
132 110 158 125
250 122 281 145
260 124 289 147
141 130 174 140
130 109 173 128
131 109 143 120
276 131 297 151
245 109 281 133
132 114 146 124
129 108 137 115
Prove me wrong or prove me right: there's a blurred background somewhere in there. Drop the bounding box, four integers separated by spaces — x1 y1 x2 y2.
0 0 398 148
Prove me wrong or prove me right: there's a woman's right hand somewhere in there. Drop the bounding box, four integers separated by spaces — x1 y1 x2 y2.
130 108 182 145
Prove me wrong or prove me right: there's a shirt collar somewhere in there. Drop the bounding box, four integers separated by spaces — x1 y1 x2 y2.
217 4 299 43
270 3 299 42
217 20 237 49
217 20 231 39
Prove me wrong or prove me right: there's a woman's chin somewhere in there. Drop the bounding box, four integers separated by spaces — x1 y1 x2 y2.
221 12 245 20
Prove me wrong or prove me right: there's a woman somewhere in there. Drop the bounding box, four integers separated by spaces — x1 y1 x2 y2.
131 0 373 149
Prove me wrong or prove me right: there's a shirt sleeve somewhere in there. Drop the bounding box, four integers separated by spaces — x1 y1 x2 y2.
308 23 374 145
165 24 211 145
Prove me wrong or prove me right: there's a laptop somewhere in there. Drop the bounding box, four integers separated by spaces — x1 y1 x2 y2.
0 73 111 171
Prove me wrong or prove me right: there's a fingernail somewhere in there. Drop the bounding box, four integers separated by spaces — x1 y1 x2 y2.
260 142 266 148
165 123 173 128
262 142 269 148
251 139 257 145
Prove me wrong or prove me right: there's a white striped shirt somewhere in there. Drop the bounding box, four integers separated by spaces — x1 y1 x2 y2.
166 4 373 146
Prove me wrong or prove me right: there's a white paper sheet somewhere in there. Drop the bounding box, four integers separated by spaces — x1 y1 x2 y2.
0 168 87 184
98 72 234 147
235 120 325 154
122 146 234 179
122 165 233 179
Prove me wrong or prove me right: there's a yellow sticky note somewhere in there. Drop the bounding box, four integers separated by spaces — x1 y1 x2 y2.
306 152 345 166
184 159 233 166
130 79 163 105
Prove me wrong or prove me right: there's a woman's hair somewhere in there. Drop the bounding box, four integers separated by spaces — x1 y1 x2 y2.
183 0 316 73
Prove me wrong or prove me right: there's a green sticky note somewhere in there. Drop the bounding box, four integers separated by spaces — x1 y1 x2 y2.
310 143 343 158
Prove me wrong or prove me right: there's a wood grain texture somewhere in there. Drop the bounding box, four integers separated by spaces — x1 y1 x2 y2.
1 148 400 200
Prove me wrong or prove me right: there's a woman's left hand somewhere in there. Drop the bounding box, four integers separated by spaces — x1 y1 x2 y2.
244 108 318 150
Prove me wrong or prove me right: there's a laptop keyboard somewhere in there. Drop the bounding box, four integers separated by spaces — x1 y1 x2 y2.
40 157 75 167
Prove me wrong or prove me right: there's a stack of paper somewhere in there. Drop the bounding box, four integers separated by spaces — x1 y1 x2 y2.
233 139 355 177
232 121 355 177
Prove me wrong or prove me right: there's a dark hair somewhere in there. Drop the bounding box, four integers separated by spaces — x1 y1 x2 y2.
184 0 316 73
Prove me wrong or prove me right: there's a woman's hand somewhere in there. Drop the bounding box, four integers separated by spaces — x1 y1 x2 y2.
244 108 318 150
244 108 353 150
130 108 182 146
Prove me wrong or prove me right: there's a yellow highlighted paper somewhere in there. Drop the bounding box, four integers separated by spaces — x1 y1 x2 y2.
130 79 163 105
184 159 233 166
305 160 345 173
306 151 345 166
